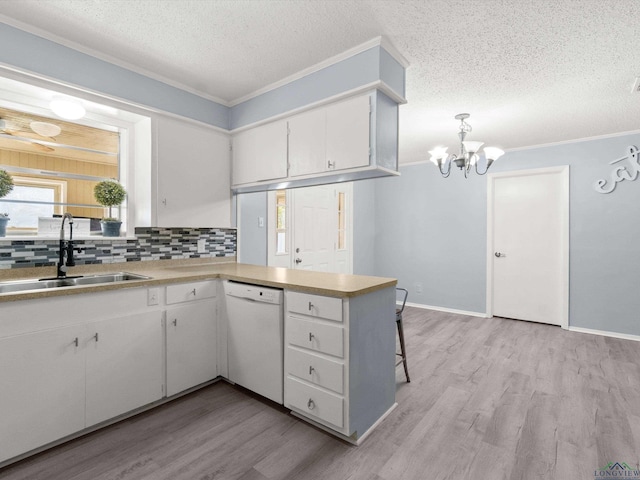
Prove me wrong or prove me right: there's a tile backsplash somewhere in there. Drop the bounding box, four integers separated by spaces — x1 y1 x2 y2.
0 227 236 269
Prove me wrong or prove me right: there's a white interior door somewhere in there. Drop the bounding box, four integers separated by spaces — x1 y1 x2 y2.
488 166 569 327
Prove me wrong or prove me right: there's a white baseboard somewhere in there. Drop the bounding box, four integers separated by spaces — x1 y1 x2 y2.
568 326 640 342
396 302 640 341
401 301 490 318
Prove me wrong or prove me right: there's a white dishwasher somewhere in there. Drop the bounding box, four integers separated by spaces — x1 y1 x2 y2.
224 280 284 404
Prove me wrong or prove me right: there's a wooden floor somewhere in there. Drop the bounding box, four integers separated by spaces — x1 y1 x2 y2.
2 307 640 480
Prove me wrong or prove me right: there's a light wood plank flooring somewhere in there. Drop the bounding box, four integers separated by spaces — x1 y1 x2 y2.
2 307 639 480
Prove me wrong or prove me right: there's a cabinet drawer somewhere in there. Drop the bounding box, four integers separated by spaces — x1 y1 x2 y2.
286 376 344 428
286 347 344 394
166 281 216 304
287 291 342 322
287 315 344 358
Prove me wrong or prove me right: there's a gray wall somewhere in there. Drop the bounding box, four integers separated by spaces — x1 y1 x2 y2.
237 192 268 266
352 180 377 276
0 23 229 128
373 163 488 313
369 132 640 336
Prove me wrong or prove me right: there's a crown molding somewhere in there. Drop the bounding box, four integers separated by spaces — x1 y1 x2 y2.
505 129 640 152
0 15 231 106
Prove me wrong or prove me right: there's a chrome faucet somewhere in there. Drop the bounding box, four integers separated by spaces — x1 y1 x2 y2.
57 213 76 278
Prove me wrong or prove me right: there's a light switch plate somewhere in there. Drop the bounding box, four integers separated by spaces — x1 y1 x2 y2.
147 288 159 306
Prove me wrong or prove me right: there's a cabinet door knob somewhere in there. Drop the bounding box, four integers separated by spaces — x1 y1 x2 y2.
172 319 178 327
93 333 99 342
327 160 335 169
308 301 313 311
307 398 315 410
73 337 79 347
190 288 197 296
309 365 315 375
309 332 315 341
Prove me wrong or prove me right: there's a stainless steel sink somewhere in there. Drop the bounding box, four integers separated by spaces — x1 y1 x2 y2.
0 272 151 294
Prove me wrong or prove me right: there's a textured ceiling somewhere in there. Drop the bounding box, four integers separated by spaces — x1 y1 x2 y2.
0 0 639 164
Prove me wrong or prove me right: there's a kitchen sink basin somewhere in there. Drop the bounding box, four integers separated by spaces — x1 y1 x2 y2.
0 272 151 294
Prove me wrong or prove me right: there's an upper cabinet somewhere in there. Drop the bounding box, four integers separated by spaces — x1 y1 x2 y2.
289 96 370 177
325 95 371 172
231 90 400 193
232 120 288 185
156 115 231 228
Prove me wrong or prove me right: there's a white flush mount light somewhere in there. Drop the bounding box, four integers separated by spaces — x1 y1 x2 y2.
50 96 86 120
30 121 61 138
429 113 504 178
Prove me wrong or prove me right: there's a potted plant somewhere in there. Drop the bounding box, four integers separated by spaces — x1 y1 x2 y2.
94 180 126 237
0 169 14 237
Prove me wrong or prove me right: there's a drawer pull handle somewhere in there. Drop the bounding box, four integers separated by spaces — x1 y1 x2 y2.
73 337 78 347
309 365 315 375
93 332 99 342
173 319 178 327
307 398 315 410
190 288 197 296
309 332 315 341
308 301 313 311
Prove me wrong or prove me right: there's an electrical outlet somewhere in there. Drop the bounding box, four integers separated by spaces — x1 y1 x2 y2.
258 216 265 227
197 238 207 253
415 282 423 295
147 288 159 306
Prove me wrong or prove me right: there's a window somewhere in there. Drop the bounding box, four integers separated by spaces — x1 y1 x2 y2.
0 105 120 236
337 191 346 250
2 177 66 231
275 190 287 254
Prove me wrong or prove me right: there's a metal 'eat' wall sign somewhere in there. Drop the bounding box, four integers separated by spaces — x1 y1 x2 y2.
593 145 639 194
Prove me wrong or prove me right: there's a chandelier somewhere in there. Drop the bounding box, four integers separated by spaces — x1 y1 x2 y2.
429 113 504 178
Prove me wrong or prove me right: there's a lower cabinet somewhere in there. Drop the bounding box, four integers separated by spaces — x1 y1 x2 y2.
284 288 396 442
85 312 164 427
0 289 165 465
0 325 85 464
166 299 217 397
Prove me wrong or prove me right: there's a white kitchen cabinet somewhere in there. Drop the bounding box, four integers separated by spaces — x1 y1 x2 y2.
232 120 288 185
232 90 399 193
288 95 370 178
166 299 217 397
284 287 396 443
156 115 231 227
288 108 326 177
85 311 164 427
325 95 370 171
0 287 164 466
0 326 85 464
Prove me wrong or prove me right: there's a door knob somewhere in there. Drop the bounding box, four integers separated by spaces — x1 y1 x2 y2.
494 252 506 258
295 258 302 264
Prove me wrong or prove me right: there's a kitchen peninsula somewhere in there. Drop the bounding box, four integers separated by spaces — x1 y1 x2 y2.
0 259 397 467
